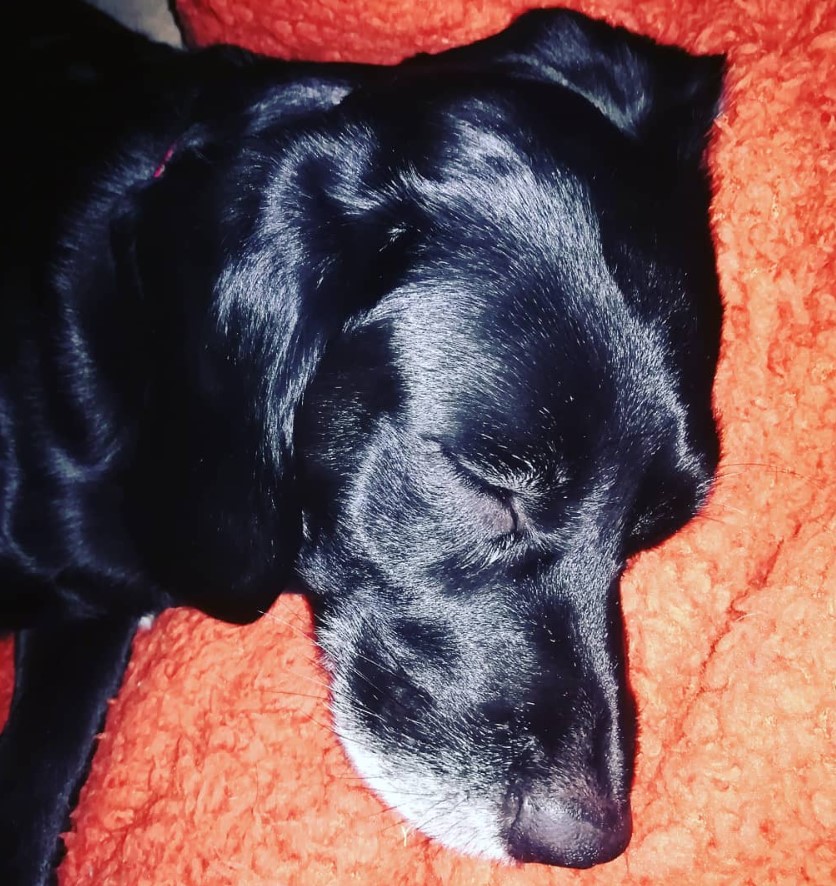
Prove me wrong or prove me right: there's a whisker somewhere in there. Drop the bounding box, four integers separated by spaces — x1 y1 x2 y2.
413 796 454 833
256 605 316 641
692 512 733 528
267 687 329 704
715 461 805 480
273 666 331 692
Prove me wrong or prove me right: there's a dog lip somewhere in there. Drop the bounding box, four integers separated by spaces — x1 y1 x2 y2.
502 783 526 832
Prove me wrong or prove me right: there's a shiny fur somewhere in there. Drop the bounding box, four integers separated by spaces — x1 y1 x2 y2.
0 2 723 882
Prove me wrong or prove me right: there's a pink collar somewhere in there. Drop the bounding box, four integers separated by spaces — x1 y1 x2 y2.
153 143 177 179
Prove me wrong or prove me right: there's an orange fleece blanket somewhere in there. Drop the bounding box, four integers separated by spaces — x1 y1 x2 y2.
1 0 833 882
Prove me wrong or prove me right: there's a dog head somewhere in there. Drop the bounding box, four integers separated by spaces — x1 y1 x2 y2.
121 8 723 867
293 11 723 866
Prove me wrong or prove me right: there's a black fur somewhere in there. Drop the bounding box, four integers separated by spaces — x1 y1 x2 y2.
0 2 724 881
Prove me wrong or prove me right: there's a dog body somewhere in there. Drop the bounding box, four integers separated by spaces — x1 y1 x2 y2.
0 3 723 882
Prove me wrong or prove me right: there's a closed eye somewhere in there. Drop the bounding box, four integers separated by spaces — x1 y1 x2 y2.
440 451 526 539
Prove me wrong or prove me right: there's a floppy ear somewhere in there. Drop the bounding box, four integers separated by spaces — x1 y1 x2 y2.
113 112 401 622
416 8 725 165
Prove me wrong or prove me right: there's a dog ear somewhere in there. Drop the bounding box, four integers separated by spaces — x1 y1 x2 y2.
112 114 402 622
418 8 725 165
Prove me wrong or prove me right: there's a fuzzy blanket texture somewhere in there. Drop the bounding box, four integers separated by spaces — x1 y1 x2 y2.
1 0 833 883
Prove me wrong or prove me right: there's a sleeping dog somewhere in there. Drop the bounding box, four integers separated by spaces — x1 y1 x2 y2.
0 1 724 881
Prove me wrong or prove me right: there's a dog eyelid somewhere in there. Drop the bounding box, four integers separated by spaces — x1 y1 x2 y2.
421 438 528 538
443 453 526 538
465 477 523 539
429 441 509 487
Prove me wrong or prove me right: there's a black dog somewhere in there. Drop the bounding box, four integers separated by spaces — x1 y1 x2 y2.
0 2 724 881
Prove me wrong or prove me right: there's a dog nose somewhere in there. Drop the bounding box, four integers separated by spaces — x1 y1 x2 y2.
504 784 632 868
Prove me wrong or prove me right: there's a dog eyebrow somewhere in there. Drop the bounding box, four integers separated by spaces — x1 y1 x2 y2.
431 437 567 495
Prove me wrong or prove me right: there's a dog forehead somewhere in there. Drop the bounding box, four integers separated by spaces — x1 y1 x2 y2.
355 117 695 464
380 272 697 500
386 238 652 428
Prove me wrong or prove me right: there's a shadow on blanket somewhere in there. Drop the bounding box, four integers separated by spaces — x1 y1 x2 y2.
1 0 832 882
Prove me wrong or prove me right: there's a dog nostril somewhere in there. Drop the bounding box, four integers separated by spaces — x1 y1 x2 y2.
504 786 632 868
